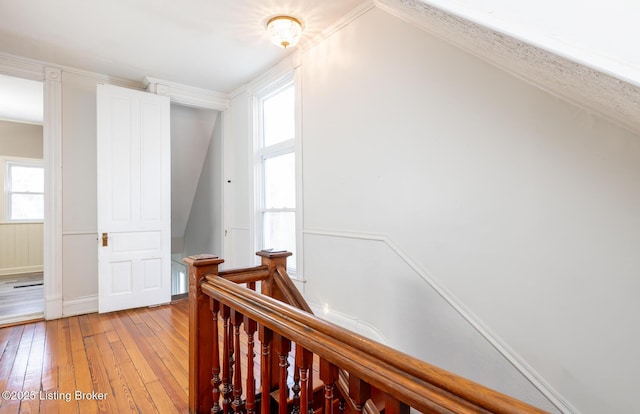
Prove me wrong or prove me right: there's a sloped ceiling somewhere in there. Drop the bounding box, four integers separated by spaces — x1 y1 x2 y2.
403 0 640 87
376 0 640 135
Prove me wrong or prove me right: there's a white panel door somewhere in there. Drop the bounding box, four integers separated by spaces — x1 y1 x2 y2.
97 83 171 313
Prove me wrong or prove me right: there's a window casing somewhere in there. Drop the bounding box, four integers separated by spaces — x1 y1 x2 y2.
3 158 44 222
254 75 301 276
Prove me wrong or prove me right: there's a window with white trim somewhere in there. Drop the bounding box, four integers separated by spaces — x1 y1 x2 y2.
4 159 44 222
255 77 300 274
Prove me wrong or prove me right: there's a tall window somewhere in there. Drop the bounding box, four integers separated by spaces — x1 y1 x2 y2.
256 80 299 273
4 160 44 221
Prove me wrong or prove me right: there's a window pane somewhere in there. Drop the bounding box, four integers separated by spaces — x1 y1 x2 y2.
10 165 44 192
263 211 296 270
264 153 295 208
11 194 44 220
263 85 294 146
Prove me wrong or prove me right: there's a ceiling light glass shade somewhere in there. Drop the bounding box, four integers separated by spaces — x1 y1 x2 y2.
267 16 303 48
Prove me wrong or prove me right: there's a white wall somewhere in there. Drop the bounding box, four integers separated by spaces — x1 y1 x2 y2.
229 7 640 414
60 71 102 308
0 120 43 157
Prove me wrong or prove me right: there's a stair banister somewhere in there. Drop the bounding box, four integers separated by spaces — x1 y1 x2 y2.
187 251 550 414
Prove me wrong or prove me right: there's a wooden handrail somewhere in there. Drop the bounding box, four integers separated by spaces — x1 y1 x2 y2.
266 263 544 413
219 265 270 284
201 275 548 414
273 265 312 313
187 251 550 414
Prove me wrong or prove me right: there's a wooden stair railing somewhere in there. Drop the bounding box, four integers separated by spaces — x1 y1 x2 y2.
186 251 550 414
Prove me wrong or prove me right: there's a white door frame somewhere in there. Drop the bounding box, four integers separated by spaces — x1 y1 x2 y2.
0 57 64 320
43 67 63 319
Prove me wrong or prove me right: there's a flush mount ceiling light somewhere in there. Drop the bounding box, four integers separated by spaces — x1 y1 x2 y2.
266 16 303 48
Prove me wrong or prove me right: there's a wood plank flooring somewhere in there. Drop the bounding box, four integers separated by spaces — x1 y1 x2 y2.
0 300 189 413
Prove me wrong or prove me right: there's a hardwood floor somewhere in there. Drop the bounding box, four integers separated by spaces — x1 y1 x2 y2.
0 300 189 413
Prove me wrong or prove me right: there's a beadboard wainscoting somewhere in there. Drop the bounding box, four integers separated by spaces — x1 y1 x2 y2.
0 222 44 276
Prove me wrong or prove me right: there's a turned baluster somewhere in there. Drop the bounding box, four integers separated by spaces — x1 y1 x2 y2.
320 358 338 414
338 399 346 414
259 327 273 414
220 305 233 413
210 299 222 414
275 334 292 414
185 254 224 414
244 316 258 414
348 375 371 414
291 356 301 414
296 347 313 414
384 395 410 414
307 360 314 414
231 310 244 414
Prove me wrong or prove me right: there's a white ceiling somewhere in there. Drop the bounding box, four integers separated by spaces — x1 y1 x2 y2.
0 0 639 92
1 0 640 128
0 0 365 93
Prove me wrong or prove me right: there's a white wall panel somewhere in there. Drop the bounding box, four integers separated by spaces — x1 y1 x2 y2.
61 71 100 233
0 223 43 274
62 233 98 302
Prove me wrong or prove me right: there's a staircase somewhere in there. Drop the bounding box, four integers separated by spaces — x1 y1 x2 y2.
186 251 550 414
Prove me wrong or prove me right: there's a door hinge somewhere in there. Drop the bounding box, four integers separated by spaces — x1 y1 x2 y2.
102 232 108 247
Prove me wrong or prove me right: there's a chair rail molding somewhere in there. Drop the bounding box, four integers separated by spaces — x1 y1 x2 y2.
303 227 576 414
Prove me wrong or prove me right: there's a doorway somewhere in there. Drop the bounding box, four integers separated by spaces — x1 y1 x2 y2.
169 104 222 300
0 74 45 325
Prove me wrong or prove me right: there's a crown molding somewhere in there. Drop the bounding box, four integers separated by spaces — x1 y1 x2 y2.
375 0 640 137
302 0 376 54
0 51 142 89
0 52 46 81
246 56 298 96
144 77 230 111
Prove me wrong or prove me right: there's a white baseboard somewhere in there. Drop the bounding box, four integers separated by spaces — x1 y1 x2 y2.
63 295 98 317
0 311 44 326
45 297 62 320
309 302 389 344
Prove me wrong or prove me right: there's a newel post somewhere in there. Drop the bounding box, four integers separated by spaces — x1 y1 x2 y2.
185 254 225 414
256 250 292 299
